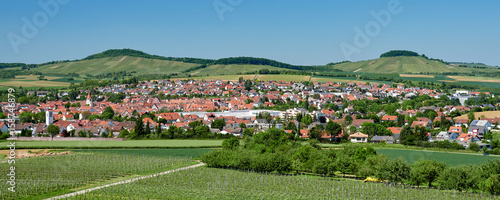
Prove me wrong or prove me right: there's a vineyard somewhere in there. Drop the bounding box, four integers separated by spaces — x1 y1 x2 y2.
0 152 195 199
68 167 499 200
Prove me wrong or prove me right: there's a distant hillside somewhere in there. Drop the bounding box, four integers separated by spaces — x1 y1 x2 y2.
33 56 297 77
450 62 499 69
7 49 499 76
33 56 201 76
331 56 470 74
81 49 322 71
30 49 327 76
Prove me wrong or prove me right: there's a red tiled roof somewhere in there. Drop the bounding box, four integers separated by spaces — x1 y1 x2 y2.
387 127 402 134
381 115 397 121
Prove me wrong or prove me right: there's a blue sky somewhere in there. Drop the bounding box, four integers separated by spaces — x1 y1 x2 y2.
1 0 499 66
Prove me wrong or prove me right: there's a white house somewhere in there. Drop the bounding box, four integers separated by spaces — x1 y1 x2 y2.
349 132 368 143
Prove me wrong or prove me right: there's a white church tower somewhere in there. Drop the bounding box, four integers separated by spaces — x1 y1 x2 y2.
46 111 53 126
86 93 93 107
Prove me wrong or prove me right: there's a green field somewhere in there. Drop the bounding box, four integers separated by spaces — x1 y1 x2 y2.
0 75 84 89
69 166 495 200
0 152 195 199
0 139 223 149
191 64 294 76
377 149 500 166
257 74 311 82
182 74 256 81
72 148 215 159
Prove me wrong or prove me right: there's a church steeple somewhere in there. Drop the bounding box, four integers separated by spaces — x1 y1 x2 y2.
86 93 93 107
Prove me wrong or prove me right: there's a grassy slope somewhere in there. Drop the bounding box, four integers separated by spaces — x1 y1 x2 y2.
34 57 296 77
34 56 201 76
332 56 472 73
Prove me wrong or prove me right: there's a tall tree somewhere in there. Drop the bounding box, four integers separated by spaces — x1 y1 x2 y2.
47 124 60 141
375 157 411 184
211 119 226 131
326 121 342 138
155 123 162 136
145 122 151 136
134 118 145 138
409 159 446 187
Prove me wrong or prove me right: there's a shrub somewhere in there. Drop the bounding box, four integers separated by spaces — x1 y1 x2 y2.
222 137 240 150
0 132 10 140
483 174 500 195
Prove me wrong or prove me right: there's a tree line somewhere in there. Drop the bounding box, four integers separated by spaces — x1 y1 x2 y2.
202 129 500 195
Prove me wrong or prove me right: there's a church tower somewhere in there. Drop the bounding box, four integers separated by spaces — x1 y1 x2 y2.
86 93 93 107
46 111 53 126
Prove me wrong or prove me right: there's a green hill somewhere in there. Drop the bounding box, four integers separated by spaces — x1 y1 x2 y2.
17 49 500 76
31 49 313 77
34 56 297 77
34 56 201 76
331 56 473 73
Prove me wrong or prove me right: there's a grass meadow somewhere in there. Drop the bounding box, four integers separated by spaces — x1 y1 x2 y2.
190 64 294 76
376 148 500 166
0 139 223 149
179 74 256 81
72 148 215 159
0 75 84 89
257 74 311 82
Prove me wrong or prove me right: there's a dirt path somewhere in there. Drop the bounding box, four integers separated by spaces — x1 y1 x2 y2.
118 56 127 62
46 162 206 200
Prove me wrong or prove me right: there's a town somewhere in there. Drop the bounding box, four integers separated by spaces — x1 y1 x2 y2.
1 78 499 153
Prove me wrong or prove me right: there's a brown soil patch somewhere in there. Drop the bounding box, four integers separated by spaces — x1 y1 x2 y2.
400 74 434 78
118 56 127 62
0 149 72 159
368 60 376 65
50 65 60 69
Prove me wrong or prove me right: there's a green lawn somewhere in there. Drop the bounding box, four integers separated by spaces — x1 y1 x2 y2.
376 148 500 166
0 139 223 149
